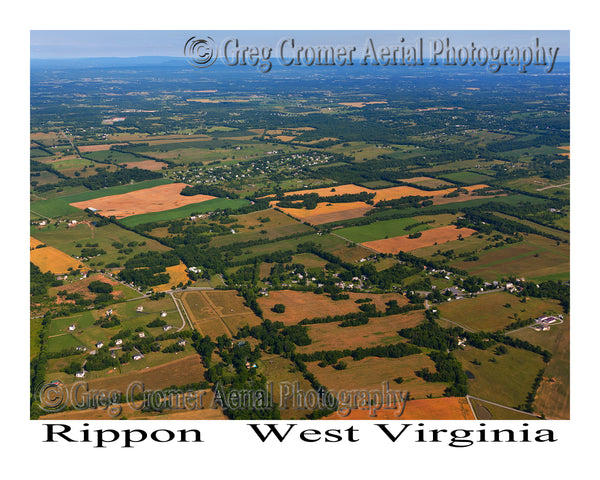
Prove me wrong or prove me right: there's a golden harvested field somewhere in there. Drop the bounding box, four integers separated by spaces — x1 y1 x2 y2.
363 226 477 254
274 184 490 224
30 236 44 249
30 241 83 274
307 354 448 399
70 183 215 219
78 143 128 152
152 263 191 292
257 290 408 325
277 202 374 225
298 310 426 354
278 183 489 202
325 396 475 420
180 291 231 338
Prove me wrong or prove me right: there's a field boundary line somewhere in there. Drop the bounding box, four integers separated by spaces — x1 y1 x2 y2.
438 316 476 332
201 291 235 337
466 395 541 418
330 232 380 254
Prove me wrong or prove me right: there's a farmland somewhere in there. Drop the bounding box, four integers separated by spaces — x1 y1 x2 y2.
363 226 477 254
257 290 409 325
29 53 570 421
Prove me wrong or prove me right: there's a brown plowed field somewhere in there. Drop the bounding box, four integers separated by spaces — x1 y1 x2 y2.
278 202 375 225
78 143 128 152
257 290 408 325
69 183 215 218
325 396 475 420
298 310 426 353
120 159 168 171
363 226 477 254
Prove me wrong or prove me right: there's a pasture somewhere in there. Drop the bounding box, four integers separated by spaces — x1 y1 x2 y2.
453 345 546 410
437 291 564 332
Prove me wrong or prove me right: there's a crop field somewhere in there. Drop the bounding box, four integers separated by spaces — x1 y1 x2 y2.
437 292 564 332
30 222 170 266
307 354 449 399
277 182 490 204
451 234 569 281
209 209 313 247
335 214 457 244
121 159 168 171
38 388 227 421
30 242 83 274
152 263 191 292
453 345 546 410
399 176 455 188
277 202 375 225
257 290 408 324
120 198 249 227
179 290 261 337
440 171 495 184
69 183 216 219
363 226 477 254
50 354 205 393
30 178 173 218
297 310 426 354
325 397 475 420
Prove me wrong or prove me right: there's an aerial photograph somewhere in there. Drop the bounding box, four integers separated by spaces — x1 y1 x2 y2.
29 30 570 421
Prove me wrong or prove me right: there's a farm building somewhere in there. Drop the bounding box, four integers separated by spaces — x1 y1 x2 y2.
68 324 76 331
136 306 144 312
160 311 167 317
95 341 103 348
75 371 86 378
115 338 123 345
132 354 143 361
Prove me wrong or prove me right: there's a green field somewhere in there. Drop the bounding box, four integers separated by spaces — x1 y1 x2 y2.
437 291 563 332
451 234 569 282
31 222 171 267
335 213 458 244
439 171 495 184
454 345 546 410
119 198 250 227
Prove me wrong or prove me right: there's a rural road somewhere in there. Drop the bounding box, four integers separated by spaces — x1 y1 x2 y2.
466 395 541 418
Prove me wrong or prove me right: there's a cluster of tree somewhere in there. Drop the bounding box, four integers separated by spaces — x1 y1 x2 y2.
84 348 120 371
94 314 121 329
179 183 237 198
276 191 376 210
296 342 421 366
518 280 569 312
87 280 113 294
33 167 162 193
416 351 468 397
399 317 460 351
30 262 62 297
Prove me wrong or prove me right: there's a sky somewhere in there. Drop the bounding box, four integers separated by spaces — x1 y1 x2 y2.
30 30 570 59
